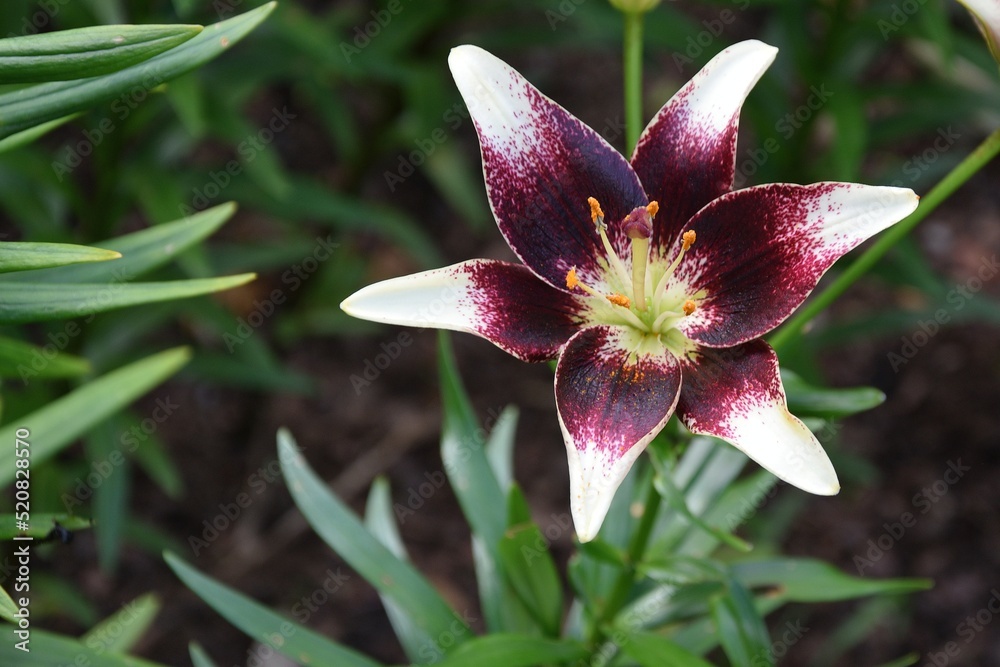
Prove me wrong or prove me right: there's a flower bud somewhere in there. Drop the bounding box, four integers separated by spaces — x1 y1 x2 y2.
608 0 661 14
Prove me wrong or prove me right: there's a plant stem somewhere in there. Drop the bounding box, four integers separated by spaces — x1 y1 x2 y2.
623 11 644 156
586 475 661 650
769 127 1000 351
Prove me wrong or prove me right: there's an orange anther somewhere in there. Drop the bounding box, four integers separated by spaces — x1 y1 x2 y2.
607 293 631 308
646 201 659 217
682 230 696 251
566 267 579 290
683 299 697 316
588 197 605 224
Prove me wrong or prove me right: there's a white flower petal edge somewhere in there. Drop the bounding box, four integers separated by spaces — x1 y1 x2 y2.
959 0 1000 61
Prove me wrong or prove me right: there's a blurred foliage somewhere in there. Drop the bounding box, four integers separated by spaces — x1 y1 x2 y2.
0 0 995 663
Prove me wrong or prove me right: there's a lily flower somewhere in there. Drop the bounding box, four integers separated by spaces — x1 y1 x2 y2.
958 0 1000 62
342 41 918 542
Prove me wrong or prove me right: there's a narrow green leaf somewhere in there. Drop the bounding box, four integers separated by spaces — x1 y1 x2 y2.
277 429 471 651
438 332 506 549
710 579 773 667
0 241 120 273
0 273 254 324
164 552 381 667
0 202 238 284
0 585 18 623
0 3 276 138
497 486 564 637
484 406 518 493
0 513 92 540
431 634 587 667
620 631 716 667
188 643 219 667
782 369 885 418
80 593 160 655
363 477 430 663
88 418 130 572
732 558 933 602
0 335 91 379
0 346 191 486
0 627 166 666
0 25 202 84
0 113 78 153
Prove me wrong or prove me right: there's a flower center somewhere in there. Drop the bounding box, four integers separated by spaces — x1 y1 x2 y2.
565 197 702 348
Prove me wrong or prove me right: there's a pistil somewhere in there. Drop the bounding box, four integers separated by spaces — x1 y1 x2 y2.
622 202 658 312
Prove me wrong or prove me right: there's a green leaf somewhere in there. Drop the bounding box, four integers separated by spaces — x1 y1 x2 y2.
0 202 238 284
782 369 885 418
277 429 471 651
431 634 587 667
0 25 202 84
0 513 91 540
188 643 218 667
710 579 773 667
363 477 430 663
438 332 506 550
0 113 78 153
0 627 166 666
485 406 518 493
0 585 18 623
0 241 120 273
0 335 91 379
0 3 276 138
0 346 191 487
80 593 160 655
164 552 381 667
732 558 932 602
497 486 564 637
620 631 716 667
0 273 254 324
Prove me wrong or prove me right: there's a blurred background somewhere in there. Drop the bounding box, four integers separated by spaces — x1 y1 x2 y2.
0 0 998 664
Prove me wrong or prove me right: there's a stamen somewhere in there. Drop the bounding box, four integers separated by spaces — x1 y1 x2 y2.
683 300 697 316
587 196 632 294
588 197 605 227
566 267 602 300
653 228 698 309
646 201 659 217
607 293 631 308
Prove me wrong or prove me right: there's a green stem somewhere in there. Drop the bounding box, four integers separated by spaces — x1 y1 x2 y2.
769 127 1000 351
623 11 643 156
586 474 661 650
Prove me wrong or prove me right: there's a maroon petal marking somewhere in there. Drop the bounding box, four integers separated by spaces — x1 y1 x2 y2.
341 259 585 362
675 182 918 347
631 40 777 255
676 340 839 495
555 325 681 540
449 46 648 290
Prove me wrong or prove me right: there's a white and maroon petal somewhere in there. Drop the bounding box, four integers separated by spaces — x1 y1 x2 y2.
631 40 777 254
677 341 839 495
340 259 585 362
554 325 681 541
449 45 648 290
676 182 919 347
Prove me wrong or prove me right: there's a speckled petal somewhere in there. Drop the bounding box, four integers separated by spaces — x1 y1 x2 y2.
449 45 649 290
675 182 919 347
554 325 681 541
677 340 839 495
631 40 777 255
340 259 584 362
